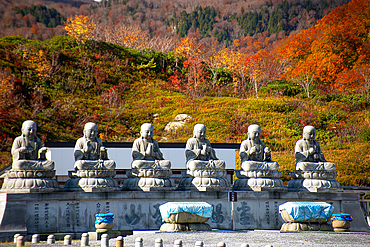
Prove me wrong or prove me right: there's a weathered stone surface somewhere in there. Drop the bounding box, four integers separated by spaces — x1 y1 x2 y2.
288 178 340 192
1 120 59 193
65 122 119 192
179 124 230 191
233 178 285 191
160 223 211 232
236 125 284 192
124 123 175 191
164 114 193 133
288 125 340 192
280 222 333 232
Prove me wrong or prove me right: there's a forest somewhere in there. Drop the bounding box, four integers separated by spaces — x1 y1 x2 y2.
0 0 369 186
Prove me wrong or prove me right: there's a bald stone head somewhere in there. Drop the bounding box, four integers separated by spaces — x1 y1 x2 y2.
22 120 37 139
247 124 261 141
193 124 206 140
140 123 154 139
303 125 316 141
84 122 98 140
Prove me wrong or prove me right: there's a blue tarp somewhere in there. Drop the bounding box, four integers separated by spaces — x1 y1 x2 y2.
95 212 114 224
159 202 213 219
279 202 333 221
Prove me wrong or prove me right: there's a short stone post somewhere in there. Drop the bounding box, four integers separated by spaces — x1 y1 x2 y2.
101 233 109 247
116 236 124 247
240 244 249 247
135 237 143 247
195 241 204 247
64 235 72 245
14 234 20 243
47 234 55 244
174 239 183 247
217 242 226 247
32 234 40 244
155 238 163 247
16 236 24 247
81 233 89 246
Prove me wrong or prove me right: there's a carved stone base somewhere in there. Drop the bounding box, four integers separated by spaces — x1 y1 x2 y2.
290 171 337 180
0 169 59 193
233 178 286 191
280 222 333 232
64 177 120 192
126 168 172 178
235 170 281 178
1 177 59 193
122 177 175 191
177 177 230 191
187 169 226 178
160 223 212 232
288 178 340 192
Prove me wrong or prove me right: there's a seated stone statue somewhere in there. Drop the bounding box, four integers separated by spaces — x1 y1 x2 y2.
131 123 171 170
295 125 335 171
11 120 54 170
185 124 225 171
74 122 116 170
240 124 278 171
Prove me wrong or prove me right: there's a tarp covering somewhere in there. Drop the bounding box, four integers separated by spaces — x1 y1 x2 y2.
95 212 114 224
159 202 213 219
332 213 352 222
279 202 333 221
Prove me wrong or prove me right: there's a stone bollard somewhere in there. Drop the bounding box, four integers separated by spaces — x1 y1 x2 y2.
240 244 249 247
16 236 24 247
64 235 72 245
32 234 40 244
14 234 20 243
101 233 109 247
47 234 56 244
217 242 226 247
116 236 124 247
135 237 143 247
195 241 204 247
174 239 183 247
155 238 163 247
81 233 89 246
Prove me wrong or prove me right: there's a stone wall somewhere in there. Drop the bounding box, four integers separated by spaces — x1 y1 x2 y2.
0 190 368 235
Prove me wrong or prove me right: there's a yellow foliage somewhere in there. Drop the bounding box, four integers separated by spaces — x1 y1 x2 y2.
27 49 51 78
64 15 96 44
0 68 13 107
173 36 204 59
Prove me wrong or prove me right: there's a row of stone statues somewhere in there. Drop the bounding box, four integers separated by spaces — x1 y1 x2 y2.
0 120 339 193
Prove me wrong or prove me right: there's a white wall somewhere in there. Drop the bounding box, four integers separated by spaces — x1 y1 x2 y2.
48 148 237 175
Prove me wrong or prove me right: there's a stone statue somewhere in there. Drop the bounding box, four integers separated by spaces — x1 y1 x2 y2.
74 122 116 170
234 124 284 191
1 120 58 192
178 124 229 191
65 122 118 192
239 124 278 171
185 124 225 170
123 123 174 191
131 123 171 171
11 120 54 170
288 125 339 192
295 125 335 171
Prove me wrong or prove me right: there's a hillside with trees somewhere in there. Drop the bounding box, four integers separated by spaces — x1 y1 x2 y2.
0 0 369 186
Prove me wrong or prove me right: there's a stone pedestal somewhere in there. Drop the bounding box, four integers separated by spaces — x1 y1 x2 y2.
1 169 59 193
288 171 340 192
177 169 230 191
64 170 119 192
122 168 175 191
233 170 285 191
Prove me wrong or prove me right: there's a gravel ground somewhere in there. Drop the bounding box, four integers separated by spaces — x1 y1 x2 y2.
5 230 370 247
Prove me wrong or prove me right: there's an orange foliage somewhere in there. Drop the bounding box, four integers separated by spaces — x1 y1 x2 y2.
280 0 370 95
